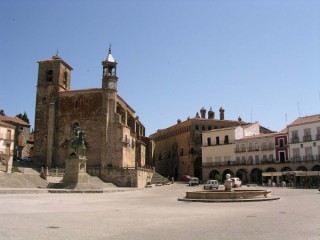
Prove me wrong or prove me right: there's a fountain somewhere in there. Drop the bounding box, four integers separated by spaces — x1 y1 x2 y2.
178 174 280 202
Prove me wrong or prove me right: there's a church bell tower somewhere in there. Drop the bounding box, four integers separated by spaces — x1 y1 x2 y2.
102 46 118 91
33 54 73 167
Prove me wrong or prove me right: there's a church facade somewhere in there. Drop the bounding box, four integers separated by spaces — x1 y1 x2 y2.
33 48 153 186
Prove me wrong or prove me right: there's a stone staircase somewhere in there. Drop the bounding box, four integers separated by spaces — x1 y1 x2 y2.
0 169 118 189
150 172 169 185
0 172 49 188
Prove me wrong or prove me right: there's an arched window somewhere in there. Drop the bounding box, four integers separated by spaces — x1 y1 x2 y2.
47 70 53 81
63 71 68 88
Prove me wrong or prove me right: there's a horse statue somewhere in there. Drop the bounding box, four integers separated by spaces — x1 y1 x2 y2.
70 125 86 156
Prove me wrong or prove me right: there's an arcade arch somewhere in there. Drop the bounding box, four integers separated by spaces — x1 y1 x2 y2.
297 166 308 171
281 167 292 172
236 169 249 184
311 165 320 171
209 170 220 180
250 168 262 184
222 169 234 181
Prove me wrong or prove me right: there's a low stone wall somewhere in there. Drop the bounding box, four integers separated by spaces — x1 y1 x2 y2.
186 189 271 200
100 167 153 188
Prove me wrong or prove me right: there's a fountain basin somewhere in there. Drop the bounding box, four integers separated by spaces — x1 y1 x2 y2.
179 189 280 202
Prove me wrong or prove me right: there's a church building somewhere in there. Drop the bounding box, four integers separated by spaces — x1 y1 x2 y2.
32 48 152 187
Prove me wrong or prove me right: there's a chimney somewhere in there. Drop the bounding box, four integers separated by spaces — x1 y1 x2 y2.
177 119 181 124
200 107 206 118
208 107 215 119
219 107 225 120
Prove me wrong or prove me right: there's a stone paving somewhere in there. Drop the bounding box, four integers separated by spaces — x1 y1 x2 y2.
0 183 319 240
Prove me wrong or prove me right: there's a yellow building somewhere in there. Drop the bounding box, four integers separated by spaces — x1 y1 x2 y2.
150 107 244 180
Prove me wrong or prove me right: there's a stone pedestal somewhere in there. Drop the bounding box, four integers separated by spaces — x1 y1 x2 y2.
224 179 233 191
224 173 233 191
63 155 88 186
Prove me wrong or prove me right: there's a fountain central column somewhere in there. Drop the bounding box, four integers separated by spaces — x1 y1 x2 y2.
224 174 233 191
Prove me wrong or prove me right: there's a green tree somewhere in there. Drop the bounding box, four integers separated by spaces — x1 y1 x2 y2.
214 174 221 182
0 109 5 116
16 111 30 124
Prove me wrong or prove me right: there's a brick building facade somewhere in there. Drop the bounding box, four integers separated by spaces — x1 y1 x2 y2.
32 48 153 186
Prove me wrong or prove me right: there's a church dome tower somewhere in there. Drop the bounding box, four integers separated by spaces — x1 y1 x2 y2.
102 45 118 91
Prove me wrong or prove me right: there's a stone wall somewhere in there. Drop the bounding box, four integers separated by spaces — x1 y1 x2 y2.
56 90 104 167
100 167 153 188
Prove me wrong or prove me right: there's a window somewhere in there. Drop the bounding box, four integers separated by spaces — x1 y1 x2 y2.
255 155 259 164
195 125 199 130
216 136 220 145
47 70 53 81
241 143 246 152
292 148 300 161
291 130 299 143
279 138 284 147
305 147 312 160
235 144 239 152
255 142 259 150
6 130 11 141
317 127 320 140
303 128 311 141
63 71 68 87
262 142 267 150
207 137 211 146
248 142 253 151
202 125 206 131
224 135 229 144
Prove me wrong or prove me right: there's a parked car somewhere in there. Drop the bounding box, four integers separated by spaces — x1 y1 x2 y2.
231 177 242 188
181 175 192 182
204 180 219 190
20 157 32 162
188 177 200 186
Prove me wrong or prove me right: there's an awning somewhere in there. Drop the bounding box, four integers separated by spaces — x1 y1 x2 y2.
262 171 320 177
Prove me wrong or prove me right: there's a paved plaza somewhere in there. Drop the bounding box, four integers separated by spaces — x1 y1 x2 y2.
0 184 319 240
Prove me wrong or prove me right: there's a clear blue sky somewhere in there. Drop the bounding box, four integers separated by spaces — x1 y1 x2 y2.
1 0 320 135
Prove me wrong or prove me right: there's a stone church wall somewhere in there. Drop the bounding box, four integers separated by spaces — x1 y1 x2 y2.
55 90 104 167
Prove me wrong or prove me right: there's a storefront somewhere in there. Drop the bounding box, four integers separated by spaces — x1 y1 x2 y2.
262 171 320 188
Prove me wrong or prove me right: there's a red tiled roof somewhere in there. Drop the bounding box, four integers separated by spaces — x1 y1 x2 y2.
0 116 29 126
0 120 16 129
239 132 276 140
288 114 320 127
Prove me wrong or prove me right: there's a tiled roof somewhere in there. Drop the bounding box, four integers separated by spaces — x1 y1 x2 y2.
0 120 16 129
0 116 29 126
288 114 320 127
239 132 276 140
278 128 288 134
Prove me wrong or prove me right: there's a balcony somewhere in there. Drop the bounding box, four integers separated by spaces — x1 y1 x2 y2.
235 148 246 153
290 137 299 144
303 155 314 161
289 155 320 162
261 146 274 151
203 159 280 167
303 135 312 142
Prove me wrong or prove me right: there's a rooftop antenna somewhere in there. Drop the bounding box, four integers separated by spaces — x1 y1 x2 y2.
297 102 301 117
285 114 287 126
